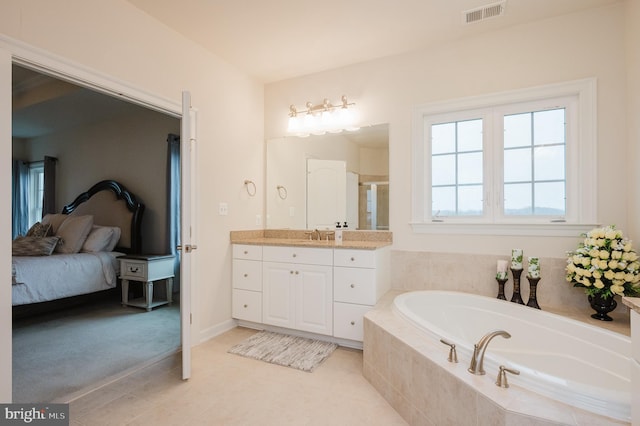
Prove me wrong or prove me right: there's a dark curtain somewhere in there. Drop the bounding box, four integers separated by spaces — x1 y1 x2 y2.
42 156 57 216
167 134 181 291
11 159 29 238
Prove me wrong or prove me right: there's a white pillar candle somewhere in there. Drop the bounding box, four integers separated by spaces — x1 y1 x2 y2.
528 257 540 278
511 249 523 269
496 260 508 280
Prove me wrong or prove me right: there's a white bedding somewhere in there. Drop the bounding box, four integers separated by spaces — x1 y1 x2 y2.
12 252 122 306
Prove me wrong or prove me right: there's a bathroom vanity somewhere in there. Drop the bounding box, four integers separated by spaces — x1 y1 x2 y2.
230 230 391 348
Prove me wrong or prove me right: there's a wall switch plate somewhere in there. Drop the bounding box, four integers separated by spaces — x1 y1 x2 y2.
219 202 228 215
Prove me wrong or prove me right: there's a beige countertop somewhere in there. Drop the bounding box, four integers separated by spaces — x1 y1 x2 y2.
230 229 392 250
623 296 640 315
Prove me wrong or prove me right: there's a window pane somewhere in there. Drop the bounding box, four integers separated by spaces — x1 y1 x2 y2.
504 183 532 215
534 145 565 181
504 113 531 148
458 185 483 215
504 148 531 183
432 186 455 216
534 182 565 215
431 122 455 154
458 152 482 184
534 109 565 145
457 119 482 152
432 154 455 186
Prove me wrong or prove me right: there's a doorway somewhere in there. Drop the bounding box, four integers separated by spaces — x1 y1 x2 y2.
9 60 189 402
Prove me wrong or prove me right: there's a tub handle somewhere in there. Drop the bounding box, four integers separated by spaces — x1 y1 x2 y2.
439 339 458 363
496 365 520 388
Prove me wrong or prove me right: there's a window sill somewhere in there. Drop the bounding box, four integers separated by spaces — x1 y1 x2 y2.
409 222 599 237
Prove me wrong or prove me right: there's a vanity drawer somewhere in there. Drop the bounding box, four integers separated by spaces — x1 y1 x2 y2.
232 289 262 323
232 259 262 291
233 244 263 261
334 249 376 268
334 267 376 305
333 302 371 342
263 245 333 266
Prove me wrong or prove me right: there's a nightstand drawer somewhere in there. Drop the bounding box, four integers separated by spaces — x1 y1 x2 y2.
121 261 147 280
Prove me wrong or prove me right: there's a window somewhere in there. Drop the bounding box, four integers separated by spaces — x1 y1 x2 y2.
27 162 44 227
412 79 597 236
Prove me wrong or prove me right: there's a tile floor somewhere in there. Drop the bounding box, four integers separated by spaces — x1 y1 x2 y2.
69 327 407 426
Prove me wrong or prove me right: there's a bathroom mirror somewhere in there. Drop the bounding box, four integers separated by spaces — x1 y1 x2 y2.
266 123 389 230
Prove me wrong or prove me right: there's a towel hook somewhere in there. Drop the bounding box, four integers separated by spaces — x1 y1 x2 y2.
244 180 256 197
277 185 288 200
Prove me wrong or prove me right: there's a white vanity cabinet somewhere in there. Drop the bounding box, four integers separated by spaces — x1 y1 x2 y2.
262 246 334 336
231 244 263 323
631 309 640 426
333 247 390 341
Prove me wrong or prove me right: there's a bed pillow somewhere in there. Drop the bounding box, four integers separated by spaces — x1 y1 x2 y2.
81 226 116 252
12 236 60 256
54 215 94 254
25 221 52 238
42 213 69 234
104 226 121 251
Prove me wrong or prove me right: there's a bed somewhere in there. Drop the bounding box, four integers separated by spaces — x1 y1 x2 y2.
11 180 144 313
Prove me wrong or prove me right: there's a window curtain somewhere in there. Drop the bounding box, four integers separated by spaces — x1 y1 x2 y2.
42 156 57 217
167 134 181 291
12 159 29 239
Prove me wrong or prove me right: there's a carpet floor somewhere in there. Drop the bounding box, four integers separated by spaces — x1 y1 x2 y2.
12 299 180 403
228 330 337 372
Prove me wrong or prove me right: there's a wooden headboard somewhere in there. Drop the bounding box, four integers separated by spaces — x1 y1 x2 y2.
61 180 145 254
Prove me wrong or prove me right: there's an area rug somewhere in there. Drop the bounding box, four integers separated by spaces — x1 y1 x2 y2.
228 331 337 372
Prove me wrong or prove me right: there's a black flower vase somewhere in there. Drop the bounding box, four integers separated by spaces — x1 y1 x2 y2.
588 293 617 321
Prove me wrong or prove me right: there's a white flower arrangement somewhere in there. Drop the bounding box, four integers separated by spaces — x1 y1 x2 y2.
566 225 640 298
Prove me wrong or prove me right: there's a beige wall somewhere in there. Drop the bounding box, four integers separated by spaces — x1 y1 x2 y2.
0 0 264 401
14 107 180 254
265 4 630 258
626 0 640 241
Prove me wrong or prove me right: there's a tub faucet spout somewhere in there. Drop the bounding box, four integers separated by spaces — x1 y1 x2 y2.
468 330 511 375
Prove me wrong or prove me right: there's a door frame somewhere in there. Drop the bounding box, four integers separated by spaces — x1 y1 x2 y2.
0 35 193 401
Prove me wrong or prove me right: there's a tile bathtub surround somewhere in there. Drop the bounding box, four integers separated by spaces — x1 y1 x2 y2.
363 291 630 426
390 250 631 333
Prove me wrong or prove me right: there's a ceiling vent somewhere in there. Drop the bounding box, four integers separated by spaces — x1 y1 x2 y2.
463 1 506 24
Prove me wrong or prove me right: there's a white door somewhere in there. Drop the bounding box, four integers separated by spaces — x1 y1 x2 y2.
180 91 196 380
307 159 346 229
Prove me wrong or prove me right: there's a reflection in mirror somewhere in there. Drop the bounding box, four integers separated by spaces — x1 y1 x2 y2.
266 124 389 230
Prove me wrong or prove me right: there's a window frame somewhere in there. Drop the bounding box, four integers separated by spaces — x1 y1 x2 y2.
27 161 44 227
411 79 597 237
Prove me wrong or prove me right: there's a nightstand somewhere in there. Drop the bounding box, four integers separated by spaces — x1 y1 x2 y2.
119 254 175 311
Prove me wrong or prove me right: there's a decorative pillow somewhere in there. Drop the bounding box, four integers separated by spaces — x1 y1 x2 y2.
12 236 60 256
54 215 94 254
42 213 69 234
104 226 121 251
81 226 115 253
25 221 52 238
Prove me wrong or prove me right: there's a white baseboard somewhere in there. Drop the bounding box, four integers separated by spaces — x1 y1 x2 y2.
198 318 238 344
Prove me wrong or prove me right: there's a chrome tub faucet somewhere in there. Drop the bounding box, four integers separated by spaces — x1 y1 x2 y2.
468 330 511 375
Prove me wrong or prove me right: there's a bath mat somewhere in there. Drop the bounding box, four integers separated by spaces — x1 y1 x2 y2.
228 331 337 372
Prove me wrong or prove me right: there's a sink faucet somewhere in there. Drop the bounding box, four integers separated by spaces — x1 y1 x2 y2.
313 229 321 240
468 330 511 375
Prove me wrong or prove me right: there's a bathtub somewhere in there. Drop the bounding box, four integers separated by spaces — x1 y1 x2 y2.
392 290 631 422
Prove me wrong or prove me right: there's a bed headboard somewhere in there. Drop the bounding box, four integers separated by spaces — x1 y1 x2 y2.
61 180 145 254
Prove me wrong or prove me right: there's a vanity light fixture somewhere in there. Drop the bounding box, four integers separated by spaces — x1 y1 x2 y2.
287 95 360 137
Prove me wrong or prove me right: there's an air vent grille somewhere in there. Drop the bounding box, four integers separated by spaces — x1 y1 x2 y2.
463 1 506 24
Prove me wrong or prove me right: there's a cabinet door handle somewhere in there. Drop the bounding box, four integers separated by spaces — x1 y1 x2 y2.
350 321 355 326
244 250 248 255
295 271 299 275
244 273 248 277
290 270 294 274
350 284 355 288
292 253 297 258
350 257 355 261
243 304 248 308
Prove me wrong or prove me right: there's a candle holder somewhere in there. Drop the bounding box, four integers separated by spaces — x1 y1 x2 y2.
526 276 541 309
495 278 507 300
510 268 524 305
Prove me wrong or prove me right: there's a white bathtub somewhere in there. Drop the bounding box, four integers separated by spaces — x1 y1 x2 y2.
392 290 631 422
